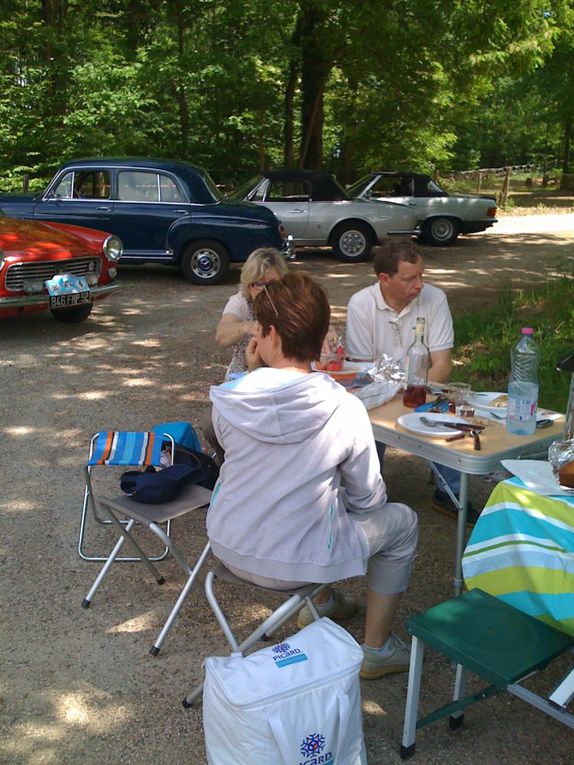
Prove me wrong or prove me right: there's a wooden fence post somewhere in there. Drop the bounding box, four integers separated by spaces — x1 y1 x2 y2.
22 173 29 192
498 166 511 207
476 172 482 194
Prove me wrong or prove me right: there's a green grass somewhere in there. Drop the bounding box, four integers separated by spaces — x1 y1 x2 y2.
451 274 574 412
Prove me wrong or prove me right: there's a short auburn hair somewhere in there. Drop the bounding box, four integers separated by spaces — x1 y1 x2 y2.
372 239 422 277
253 271 330 363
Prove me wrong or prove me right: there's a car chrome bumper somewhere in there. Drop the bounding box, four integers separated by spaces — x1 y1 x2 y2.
387 227 421 237
282 235 296 260
0 281 121 309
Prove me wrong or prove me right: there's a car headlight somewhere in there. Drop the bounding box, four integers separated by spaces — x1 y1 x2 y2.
103 235 123 262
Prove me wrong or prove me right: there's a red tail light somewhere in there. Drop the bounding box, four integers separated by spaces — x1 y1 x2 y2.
487 207 497 218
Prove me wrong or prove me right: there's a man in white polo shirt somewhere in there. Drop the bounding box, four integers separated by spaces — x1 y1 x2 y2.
346 239 478 525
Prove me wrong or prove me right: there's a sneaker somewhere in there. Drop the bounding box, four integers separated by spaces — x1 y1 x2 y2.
297 589 359 628
360 634 410 680
431 490 480 528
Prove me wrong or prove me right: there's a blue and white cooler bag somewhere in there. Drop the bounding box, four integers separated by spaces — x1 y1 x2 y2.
203 617 367 765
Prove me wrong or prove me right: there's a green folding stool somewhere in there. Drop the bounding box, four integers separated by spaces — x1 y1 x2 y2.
400 588 574 759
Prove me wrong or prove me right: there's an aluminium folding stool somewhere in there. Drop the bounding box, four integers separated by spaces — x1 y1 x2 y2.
82 480 213 655
79 429 177 562
399 588 574 759
183 561 328 707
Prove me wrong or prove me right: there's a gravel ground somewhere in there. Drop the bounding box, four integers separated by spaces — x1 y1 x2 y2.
1 214 573 764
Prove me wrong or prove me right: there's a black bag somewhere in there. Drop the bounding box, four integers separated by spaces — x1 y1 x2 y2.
171 444 219 490
120 447 219 503
121 464 197 504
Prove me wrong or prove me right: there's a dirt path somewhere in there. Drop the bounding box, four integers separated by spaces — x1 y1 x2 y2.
1 214 573 764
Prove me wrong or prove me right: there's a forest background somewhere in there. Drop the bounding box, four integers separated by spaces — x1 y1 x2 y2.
1 0 573 192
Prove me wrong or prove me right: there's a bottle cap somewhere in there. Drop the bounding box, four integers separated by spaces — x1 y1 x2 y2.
521 327 534 335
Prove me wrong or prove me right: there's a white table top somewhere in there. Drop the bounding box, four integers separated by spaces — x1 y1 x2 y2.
368 395 565 476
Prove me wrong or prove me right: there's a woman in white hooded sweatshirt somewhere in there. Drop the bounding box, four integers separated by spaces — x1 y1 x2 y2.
207 271 418 679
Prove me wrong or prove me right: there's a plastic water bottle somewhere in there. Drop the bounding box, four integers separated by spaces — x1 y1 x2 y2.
506 327 540 435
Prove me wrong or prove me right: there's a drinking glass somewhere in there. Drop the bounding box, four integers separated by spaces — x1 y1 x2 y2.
443 382 471 414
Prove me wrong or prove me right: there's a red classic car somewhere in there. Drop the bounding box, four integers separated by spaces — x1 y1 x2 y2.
0 215 122 322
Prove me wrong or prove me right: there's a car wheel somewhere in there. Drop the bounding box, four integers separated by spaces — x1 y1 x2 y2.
181 240 230 285
50 304 93 323
423 217 459 246
331 222 374 262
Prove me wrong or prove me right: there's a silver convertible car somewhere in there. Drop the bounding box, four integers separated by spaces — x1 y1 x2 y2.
229 170 418 262
348 171 497 246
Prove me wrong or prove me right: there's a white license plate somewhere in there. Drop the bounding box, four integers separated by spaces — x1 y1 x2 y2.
48 291 91 309
45 273 92 309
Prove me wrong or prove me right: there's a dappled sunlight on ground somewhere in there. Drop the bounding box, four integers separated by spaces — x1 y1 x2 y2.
107 611 159 634
2 689 133 763
362 698 388 717
4 425 38 436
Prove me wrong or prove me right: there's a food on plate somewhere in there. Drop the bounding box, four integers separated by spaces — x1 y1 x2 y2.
490 394 508 408
558 460 574 488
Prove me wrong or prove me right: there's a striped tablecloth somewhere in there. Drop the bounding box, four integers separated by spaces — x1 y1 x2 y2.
462 478 574 636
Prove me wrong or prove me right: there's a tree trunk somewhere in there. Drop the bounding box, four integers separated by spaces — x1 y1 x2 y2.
173 0 189 159
283 14 303 169
298 1 333 169
284 57 298 168
41 0 68 122
563 113 572 174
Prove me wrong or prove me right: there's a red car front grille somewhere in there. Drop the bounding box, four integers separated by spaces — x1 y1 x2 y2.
5 257 101 292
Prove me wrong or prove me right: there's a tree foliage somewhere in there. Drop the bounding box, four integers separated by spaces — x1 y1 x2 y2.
0 0 572 189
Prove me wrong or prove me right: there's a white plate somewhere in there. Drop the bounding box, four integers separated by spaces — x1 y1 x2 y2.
397 412 467 437
468 391 508 413
311 361 373 379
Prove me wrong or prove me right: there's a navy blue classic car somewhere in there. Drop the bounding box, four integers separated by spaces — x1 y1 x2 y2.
0 158 291 284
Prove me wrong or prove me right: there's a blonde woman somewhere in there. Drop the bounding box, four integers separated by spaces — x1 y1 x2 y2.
216 248 288 380
203 248 288 464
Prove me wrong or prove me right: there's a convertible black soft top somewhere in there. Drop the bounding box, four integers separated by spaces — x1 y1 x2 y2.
262 169 350 201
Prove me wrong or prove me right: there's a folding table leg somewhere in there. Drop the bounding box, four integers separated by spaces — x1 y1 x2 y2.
400 635 425 759
453 473 470 596
150 540 212 656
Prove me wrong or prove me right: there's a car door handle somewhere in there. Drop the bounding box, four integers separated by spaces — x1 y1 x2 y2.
96 205 112 211
173 209 187 214
290 208 306 214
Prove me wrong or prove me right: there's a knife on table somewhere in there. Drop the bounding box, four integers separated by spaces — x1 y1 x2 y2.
431 420 485 432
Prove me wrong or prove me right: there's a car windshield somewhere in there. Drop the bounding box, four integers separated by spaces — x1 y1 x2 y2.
347 175 372 197
201 170 223 202
427 179 445 195
227 176 262 201
315 176 350 201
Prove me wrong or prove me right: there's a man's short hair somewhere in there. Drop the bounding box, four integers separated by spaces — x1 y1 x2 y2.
253 271 330 362
372 239 422 277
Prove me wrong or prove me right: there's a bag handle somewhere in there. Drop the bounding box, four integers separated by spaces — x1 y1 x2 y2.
269 691 352 764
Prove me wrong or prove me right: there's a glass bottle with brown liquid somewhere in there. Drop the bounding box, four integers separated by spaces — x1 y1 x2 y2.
403 317 430 408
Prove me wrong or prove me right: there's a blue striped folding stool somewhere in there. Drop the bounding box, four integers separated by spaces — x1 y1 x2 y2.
79 430 175 562
79 428 213 655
